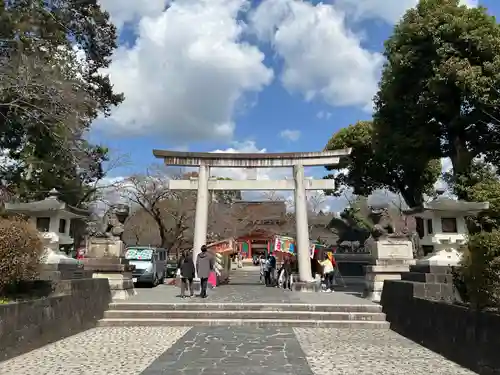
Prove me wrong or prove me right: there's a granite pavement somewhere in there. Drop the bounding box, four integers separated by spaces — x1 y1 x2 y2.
0 327 190 375
0 268 478 374
0 326 478 375
129 267 370 305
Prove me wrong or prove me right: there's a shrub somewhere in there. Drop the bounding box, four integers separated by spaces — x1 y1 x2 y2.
0 217 44 295
454 230 500 310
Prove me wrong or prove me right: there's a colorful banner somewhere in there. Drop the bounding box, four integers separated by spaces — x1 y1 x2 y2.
241 242 249 254
207 238 236 253
274 235 296 254
274 236 334 258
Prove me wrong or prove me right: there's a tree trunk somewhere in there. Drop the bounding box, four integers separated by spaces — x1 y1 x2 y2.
449 134 474 187
399 187 419 209
153 215 168 250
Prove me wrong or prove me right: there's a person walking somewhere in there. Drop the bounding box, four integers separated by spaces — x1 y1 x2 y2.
269 253 277 286
258 255 265 283
263 255 272 286
282 256 292 290
177 251 195 298
196 245 214 298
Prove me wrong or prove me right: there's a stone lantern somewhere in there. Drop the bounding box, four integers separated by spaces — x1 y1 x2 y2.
403 196 489 266
4 189 89 266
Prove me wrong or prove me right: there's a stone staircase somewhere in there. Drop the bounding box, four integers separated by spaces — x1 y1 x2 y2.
98 302 389 328
399 264 456 302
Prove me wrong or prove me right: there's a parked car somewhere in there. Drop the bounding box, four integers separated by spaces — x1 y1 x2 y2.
125 247 168 287
166 259 178 278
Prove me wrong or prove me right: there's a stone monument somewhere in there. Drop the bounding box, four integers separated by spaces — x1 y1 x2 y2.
86 203 129 257
81 204 136 299
363 205 415 303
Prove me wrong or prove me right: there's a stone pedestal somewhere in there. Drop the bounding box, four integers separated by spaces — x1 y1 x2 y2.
38 263 93 281
371 238 414 259
81 258 136 300
93 270 135 300
82 238 136 300
364 239 415 303
291 273 321 292
291 280 321 292
86 237 124 258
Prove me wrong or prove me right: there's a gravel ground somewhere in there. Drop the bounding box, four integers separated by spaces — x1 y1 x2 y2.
294 328 477 375
0 327 190 375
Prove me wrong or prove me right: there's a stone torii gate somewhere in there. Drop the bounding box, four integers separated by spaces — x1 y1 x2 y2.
153 149 351 283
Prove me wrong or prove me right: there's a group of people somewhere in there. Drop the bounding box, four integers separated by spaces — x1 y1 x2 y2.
260 254 279 287
259 252 337 292
259 254 294 289
177 246 338 298
176 245 215 298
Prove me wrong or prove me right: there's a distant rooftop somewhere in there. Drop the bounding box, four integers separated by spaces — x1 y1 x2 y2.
404 197 489 216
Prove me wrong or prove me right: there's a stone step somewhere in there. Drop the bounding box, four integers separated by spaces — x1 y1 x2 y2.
409 264 453 274
108 302 383 313
97 318 390 329
103 310 386 321
401 272 453 284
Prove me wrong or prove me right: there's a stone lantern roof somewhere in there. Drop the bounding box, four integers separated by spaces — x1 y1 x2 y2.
4 189 90 218
403 196 489 217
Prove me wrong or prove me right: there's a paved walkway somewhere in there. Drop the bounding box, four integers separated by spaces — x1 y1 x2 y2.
0 268 478 375
133 267 369 305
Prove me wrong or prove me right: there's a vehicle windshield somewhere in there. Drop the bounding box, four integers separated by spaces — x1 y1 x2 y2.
125 248 153 261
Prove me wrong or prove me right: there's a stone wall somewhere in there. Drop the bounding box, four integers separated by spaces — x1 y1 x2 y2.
381 275 500 375
0 278 111 361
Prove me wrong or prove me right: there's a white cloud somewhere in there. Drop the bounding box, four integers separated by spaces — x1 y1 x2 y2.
209 140 290 181
97 0 167 30
280 129 301 141
97 0 273 142
316 111 332 120
250 0 383 111
335 0 478 24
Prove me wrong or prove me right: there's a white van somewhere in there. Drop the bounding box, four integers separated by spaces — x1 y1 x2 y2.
125 246 168 287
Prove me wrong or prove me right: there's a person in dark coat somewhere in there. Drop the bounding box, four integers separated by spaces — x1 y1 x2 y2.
196 245 214 298
177 251 195 298
282 256 292 290
264 255 272 286
268 253 277 285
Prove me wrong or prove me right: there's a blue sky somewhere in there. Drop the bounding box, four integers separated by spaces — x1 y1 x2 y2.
92 0 499 211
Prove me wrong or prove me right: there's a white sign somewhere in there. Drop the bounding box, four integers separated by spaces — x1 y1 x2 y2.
373 240 413 260
309 243 315 258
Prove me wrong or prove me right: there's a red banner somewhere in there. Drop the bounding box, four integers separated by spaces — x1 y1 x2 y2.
207 238 236 253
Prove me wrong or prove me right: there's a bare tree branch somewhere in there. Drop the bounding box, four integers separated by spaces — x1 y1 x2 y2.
120 167 195 254
306 191 326 214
